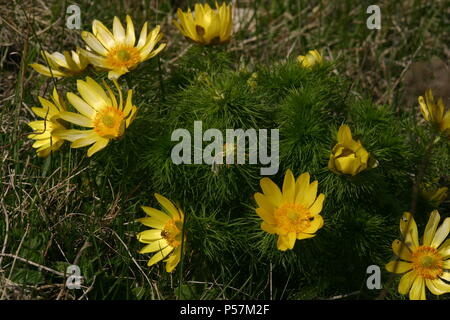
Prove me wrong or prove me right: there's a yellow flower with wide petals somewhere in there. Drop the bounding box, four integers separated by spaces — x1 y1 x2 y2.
137 194 185 272
79 15 166 79
254 169 325 251
418 89 450 136
54 77 137 157
328 124 370 176
297 50 323 68
27 88 67 157
386 211 450 300
30 50 89 78
173 2 232 45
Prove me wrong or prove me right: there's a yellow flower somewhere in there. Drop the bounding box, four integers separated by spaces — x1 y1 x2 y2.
30 50 89 78
328 124 370 176
386 211 450 300
297 50 323 68
173 2 232 45
421 184 448 207
79 15 166 79
254 169 325 251
247 72 258 88
54 77 137 157
27 88 67 157
418 89 450 136
137 194 185 272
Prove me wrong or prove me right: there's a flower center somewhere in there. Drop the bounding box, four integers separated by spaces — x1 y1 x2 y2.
273 203 312 233
93 107 125 139
411 246 443 280
117 50 131 61
161 219 183 248
106 46 140 69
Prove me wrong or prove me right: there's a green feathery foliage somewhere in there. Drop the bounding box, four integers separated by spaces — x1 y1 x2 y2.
124 47 450 299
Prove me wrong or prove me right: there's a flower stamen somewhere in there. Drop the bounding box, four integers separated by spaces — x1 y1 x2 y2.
274 203 312 234
93 107 125 139
161 219 183 248
106 46 140 69
411 246 443 280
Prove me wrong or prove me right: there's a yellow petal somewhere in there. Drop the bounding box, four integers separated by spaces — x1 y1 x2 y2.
49 51 69 68
92 19 116 50
302 215 323 234
400 212 419 249
426 279 450 295
53 129 91 142
309 193 325 215
431 217 450 249
256 208 275 225
108 68 128 80
385 260 413 274
30 63 66 78
136 22 148 49
28 120 46 131
31 107 50 120
154 194 180 218
139 239 169 253
276 233 295 251
122 90 133 115
440 272 450 281
125 106 137 128
137 229 163 243
62 51 78 71
48 51 70 69
78 48 109 68
36 147 52 158
437 239 450 258
398 271 417 295
254 192 274 214
302 180 318 208
138 217 165 229
124 15 136 47
442 260 450 269
441 110 450 131
294 172 310 204
282 169 296 203
85 77 112 107
418 96 430 121
285 232 296 250
337 124 353 146
392 239 412 261
71 132 98 148
409 277 426 300
76 78 109 111
32 139 52 148
335 156 360 176
140 41 166 62
102 80 118 109
261 221 277 234
87 138 109 157
59 111 94 127
141 206 171 223
423 210 440 247
113 16 126 43
67 92 95 119
37 96 59 117
81 31 108 56
147 246 174 266
296 233 316 240
260 177 283 207
165 246 181 272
